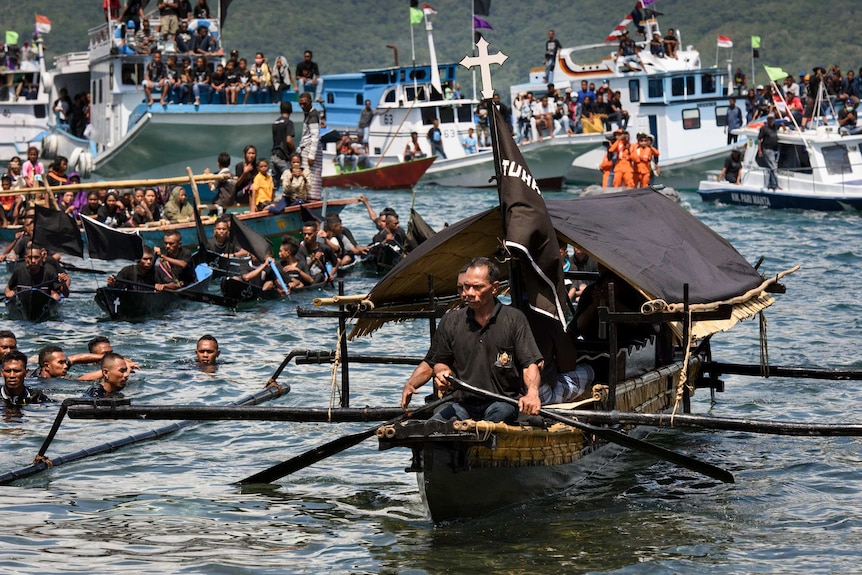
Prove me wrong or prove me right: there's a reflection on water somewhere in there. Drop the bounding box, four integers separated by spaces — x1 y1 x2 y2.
1 187 862 572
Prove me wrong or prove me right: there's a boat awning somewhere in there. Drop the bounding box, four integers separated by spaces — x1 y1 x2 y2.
351 188 790 339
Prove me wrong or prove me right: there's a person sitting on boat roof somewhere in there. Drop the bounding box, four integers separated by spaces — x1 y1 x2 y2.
277 236 314 288
4 246 63 302
298 222 338 283
2 351 50 409
271 56 297 103
107 245 157 291
193 23 220 56
296 50 324 103
209 63 227 103
250 158 274 212
838 98 861 135
249 53 272 103
195 334 220 372
426 119 446 159
162 54 181 104
82 353 131 399
462 127 478 154
734 68 747 96
190 55 210 105
135 18 158 54
335 133 357 173
163 186 194 223
143 51 167 106
432 258 543 422
615 30 642 72
663 28 679 59
205 218 247 258
159 1 180 43
153 230 196 291
223 59 240 105
403 132 427 162
649 32 665 58
175 19 194 53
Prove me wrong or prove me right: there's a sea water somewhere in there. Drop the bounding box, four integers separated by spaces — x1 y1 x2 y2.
1 186 861 574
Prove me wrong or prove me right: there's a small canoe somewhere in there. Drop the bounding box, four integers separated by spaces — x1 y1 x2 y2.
95 286 183 320
323 157 435 190
5 289 63 322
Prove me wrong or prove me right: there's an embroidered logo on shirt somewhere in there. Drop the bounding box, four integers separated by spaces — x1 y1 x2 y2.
495 351 511 368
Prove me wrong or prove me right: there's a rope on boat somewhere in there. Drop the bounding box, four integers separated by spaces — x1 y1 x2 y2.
672 307 694 419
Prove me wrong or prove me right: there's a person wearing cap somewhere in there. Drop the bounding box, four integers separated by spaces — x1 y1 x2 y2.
757 114 780 191
175 19 195 53
838 98 860 135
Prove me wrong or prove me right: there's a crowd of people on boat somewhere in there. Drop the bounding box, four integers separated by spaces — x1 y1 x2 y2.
512 80 630 144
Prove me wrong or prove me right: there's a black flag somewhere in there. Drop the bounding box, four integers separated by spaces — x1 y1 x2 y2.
300 204 322 224
32 205 84 258
473 0 491 16
229 213 272 262
405 208 435 251
80 215 144 261
491 105 568 326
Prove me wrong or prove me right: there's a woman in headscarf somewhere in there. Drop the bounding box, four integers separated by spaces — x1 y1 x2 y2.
163 186 194 223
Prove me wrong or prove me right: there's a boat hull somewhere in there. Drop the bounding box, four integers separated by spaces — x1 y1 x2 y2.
322 157 435 190
697 184 862 211
5 289 63 322
421 136 605 189
95 287 183 320
381 350 700 523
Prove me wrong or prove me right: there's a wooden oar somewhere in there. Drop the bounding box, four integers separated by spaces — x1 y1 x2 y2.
446 375 734 484
67 405 405 422
705 361 862 381
548 409 862 436
111 278 238 308
61 262 107 275
237 395 450 485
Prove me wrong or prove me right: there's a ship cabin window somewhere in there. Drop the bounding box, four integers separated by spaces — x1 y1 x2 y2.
420 107 437 125
821 145 851 176
91 80 97 103
628 79 640 103
701 74 717 94
457 104 472 122
98 79 103 104
682 108 701 129
439 106 454 123
355 94 363 106
34 104 47 119
671 76 695 97
365 72 389 85
405 86 426 101
121 63 144 86
409 69 428 81
715 105 729 127
384 88 396 103
777 143 812 174
647 78 663 98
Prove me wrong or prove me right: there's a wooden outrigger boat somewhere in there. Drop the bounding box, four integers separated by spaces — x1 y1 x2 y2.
322 157 436 190
5 288 63 322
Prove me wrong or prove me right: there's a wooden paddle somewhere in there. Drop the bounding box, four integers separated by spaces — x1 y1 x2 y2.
61 262 107 275
446 375 735 484
237 395 450 485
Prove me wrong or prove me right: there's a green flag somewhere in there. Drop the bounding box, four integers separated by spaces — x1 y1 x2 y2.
764 66 789 83
410 6 423 24
5 31 19 45
751 35 761 49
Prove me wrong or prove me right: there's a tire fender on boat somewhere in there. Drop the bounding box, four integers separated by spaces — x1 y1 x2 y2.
41 134 59 159
78 151 94 178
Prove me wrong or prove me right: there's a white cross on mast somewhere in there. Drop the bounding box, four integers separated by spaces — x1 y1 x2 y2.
459 38 507 99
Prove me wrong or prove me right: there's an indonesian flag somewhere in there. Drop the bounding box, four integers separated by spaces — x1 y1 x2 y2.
604 13 633 43
422 3 436 15
35 14 52 34
717 35 733 48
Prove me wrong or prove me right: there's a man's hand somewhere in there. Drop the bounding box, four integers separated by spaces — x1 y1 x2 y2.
434 369 453 393
400 382 416 411
518 388 541 416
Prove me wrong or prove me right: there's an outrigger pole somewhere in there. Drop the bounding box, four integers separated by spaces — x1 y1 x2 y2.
0 380 289 485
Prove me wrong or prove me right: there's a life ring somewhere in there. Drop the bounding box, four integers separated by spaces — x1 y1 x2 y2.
69 148 83 174
40 134 59 159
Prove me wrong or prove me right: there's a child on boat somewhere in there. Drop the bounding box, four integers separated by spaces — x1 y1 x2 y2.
250 159 274 212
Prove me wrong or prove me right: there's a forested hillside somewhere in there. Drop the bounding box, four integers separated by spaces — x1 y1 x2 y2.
2 0 859 95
